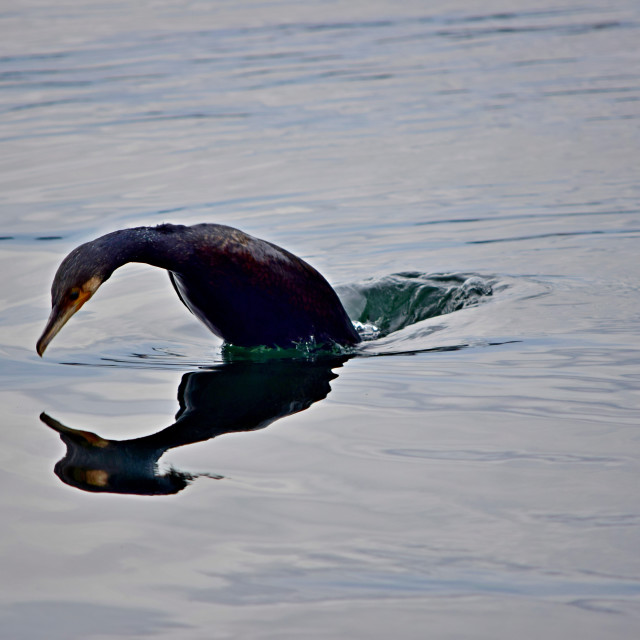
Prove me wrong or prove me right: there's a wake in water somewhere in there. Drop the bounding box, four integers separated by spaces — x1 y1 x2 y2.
340 272 494 339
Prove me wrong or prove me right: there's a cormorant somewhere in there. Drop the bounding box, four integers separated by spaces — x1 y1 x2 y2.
36 223 361 355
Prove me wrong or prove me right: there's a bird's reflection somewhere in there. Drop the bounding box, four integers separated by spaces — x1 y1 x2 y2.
41 357 349 496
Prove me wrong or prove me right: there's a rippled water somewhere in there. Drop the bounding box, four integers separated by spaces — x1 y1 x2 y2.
2 1 640 638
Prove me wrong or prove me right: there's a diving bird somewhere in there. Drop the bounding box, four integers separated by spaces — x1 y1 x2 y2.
36 223 361 355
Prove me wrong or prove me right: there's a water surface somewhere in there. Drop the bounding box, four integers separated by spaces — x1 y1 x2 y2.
1 1 640 638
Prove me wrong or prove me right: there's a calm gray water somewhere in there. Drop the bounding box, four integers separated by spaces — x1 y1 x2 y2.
1 0 640 638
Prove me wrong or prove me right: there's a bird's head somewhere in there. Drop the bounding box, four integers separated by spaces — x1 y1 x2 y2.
36 243 108 356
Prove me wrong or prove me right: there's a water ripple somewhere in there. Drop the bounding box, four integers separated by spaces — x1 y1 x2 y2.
384 448 621 465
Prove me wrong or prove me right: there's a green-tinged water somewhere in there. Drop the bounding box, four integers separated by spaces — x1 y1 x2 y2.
1 1 640 639
341 272 494 337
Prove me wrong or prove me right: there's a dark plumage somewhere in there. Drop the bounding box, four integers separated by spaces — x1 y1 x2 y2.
36 223 360 355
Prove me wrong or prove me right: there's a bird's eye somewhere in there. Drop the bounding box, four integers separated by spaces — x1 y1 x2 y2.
69 289 80 301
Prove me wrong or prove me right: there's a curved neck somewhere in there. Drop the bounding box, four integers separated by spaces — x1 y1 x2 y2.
94 225 192 278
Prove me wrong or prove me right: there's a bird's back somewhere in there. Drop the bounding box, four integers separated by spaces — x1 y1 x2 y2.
164 223 361 348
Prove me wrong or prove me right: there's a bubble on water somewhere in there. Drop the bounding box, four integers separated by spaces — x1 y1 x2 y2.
352 320 381 341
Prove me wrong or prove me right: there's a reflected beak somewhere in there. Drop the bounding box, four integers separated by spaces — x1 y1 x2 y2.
36 302 80 357
40 412 110 447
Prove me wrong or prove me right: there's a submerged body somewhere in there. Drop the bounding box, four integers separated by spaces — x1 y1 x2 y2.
36 223 361 355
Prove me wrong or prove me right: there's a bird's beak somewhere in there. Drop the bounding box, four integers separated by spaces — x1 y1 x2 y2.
36 302 79 357
36 286 97 357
